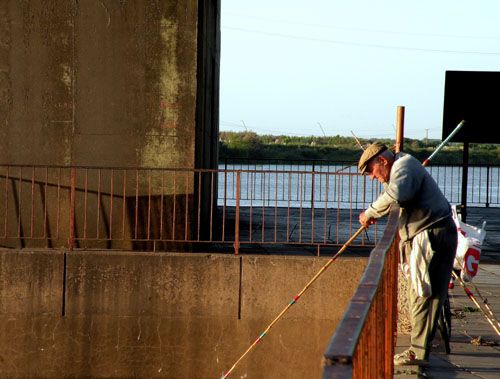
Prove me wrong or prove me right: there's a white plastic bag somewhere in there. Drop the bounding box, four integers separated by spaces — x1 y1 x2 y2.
451 205 487 282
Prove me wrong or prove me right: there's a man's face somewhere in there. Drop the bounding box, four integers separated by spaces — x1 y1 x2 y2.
365 156 391 184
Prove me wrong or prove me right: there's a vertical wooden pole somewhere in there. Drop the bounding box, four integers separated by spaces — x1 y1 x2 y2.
394 106 404 365
395 106 405 153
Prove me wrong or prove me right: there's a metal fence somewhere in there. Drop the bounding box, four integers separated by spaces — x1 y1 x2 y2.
0 162 497 252
424 164 500 207
222 159 500 208
322 206 400 378
0 164 383 252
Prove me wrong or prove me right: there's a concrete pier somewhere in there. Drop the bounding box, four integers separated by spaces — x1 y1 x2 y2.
0 250 367 378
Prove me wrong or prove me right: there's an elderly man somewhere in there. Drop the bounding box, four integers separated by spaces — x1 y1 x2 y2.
358 142 457 366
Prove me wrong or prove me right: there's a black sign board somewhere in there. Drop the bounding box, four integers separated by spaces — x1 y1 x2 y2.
442 70 500 143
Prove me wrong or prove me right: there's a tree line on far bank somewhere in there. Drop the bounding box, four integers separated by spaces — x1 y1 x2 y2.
219 131 500 165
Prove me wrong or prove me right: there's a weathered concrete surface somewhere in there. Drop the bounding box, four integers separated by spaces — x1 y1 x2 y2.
0 250 63 315
0 250 367 378
0 1 207 249
235 255 367 378
65 252 237 317
0 0 198 169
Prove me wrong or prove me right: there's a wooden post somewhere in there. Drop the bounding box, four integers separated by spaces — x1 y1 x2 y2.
395 106 405 153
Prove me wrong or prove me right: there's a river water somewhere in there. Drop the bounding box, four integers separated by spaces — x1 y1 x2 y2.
218 164 500 209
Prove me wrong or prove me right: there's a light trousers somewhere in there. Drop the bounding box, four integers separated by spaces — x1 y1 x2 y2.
408 217 457 360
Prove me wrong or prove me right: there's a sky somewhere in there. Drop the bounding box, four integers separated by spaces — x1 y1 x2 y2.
219 1 500 140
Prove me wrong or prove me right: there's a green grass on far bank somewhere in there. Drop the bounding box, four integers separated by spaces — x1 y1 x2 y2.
219 131 500 165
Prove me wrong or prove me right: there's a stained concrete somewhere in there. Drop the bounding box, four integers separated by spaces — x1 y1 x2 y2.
0 250 367 378
0 1 212 248
0 250 63 315
0 0 198 169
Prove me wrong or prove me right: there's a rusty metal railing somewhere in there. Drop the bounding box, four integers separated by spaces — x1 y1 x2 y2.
322 206 400 378
0 163 494 253
222 160 500 208
0 164 383 252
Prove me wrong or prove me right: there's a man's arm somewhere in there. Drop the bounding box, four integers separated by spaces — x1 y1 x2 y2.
364 191 395 219
362 157 423 223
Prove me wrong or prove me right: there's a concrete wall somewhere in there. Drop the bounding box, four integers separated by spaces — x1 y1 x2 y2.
0 0 199 169
0 1 221 245
0 250 367 378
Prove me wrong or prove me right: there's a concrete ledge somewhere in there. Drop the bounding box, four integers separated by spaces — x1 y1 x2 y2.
0 250 367 378
66 252 240 317
241 255 367 320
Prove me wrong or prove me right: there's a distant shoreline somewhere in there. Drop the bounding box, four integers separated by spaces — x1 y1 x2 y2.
219 133 500 165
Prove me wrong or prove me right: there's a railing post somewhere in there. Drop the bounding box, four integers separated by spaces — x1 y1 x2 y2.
311 162 315 209
311 167 315 242
234 171 241 255
461 142 469 222
69 167 76 251
486 165 490 208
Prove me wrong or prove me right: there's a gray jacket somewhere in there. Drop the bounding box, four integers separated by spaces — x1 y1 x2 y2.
364 153 451 242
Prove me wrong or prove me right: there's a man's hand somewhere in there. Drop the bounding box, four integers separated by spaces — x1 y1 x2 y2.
359 211 376 228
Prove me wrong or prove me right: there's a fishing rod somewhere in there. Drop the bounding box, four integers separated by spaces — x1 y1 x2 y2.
452 271 500 336
220 225 366 379
469 270 500 327
329 131 364 174
351 130 365 151
422 120 465 166
467 278 500 329
418 119 500 334
222 119 466 377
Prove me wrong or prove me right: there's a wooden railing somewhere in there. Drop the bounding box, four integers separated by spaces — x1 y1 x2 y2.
322 206 400 378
